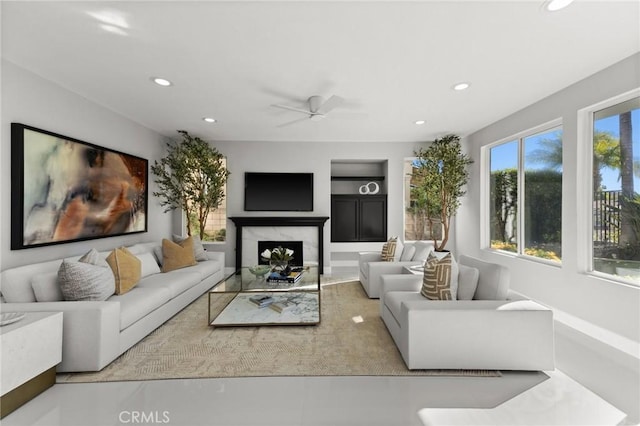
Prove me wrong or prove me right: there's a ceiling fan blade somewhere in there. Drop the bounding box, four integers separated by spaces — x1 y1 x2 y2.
316 95 344 114
276 116 309 128
271 104 312 115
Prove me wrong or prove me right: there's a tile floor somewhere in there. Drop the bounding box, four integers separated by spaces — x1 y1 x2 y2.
2 370 628 425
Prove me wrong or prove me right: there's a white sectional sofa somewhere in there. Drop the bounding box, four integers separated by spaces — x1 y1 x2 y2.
0 241 225 372
380 255 555 371
358 241 435 298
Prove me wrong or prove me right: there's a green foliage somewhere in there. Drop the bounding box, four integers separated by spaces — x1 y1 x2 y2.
413 134 473 250
151 131 230 239
490 168 517 243
621 193 640 248
524 169 562 246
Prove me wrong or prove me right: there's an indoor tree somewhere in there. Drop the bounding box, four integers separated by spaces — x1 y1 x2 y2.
413 134 473 251
151 130 230 239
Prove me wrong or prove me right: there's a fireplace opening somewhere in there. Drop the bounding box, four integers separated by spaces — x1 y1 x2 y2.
257 240 304 266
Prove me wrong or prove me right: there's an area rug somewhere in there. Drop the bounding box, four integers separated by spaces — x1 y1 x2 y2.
57 281 500 383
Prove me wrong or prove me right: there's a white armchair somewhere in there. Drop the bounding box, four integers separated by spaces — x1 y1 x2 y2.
379 255 555 371
358 241 434 298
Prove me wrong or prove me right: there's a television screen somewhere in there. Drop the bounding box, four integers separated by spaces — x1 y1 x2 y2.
244 172 314 211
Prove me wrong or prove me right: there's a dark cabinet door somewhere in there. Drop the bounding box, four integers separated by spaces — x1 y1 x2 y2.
331 195 386 242
359 196 387 241
331 196 359 242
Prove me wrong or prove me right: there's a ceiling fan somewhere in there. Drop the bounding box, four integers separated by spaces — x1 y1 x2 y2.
271 95 345 127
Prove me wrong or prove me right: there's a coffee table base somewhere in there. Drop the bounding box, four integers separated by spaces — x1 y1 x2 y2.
210 292 319 327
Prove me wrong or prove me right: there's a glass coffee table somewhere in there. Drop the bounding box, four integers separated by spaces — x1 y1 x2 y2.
208 266 320 327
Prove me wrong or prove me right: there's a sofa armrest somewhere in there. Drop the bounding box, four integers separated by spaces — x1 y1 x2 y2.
399 300 554 370
358 252 382 263
364 261 422 298
1 301 121 372
380 274 422 294
205 251 225 264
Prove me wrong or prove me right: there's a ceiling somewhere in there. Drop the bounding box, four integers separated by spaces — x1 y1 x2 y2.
2 1 639 143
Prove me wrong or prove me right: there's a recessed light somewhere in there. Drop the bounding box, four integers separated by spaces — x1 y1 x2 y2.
203 117 216 123
415 120 426 125
453 82 470 91
545 0 574 11
152 77 172 87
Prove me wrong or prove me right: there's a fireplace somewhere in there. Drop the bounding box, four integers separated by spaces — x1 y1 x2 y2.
258 241 304 266
229 216 329 273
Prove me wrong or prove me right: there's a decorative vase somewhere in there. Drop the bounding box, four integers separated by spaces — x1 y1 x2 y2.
270 260 289 273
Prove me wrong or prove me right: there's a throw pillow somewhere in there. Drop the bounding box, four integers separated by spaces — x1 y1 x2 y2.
399 245 416 261
380 237 398 261
106 247 142 295
58 248 115 301
421 252 454 300
457 264 479 300
138 252 161 277
162 238 197 272
412 241 433 262
173 234 208 262
31 272 63 302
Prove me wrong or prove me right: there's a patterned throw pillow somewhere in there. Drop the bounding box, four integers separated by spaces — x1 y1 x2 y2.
106 247 142 295
380 237 398 261
162 238 197 272
58 248 115 301
421 252 454 300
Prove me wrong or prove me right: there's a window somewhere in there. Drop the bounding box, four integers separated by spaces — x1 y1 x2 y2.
403 158 442 241
188 158 227 242
488 125 563 262
591 96 639 283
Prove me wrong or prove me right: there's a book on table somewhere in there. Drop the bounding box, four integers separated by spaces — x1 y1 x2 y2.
249 295 274 308
266 267 305 283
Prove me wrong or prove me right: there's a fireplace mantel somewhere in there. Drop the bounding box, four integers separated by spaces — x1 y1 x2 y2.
229 216 329 273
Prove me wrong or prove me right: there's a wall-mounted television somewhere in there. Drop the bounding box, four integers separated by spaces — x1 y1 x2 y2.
244 172 314 211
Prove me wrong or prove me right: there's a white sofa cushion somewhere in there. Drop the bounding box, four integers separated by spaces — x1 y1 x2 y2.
458 255 510 300
411 241 433 262
31 272 63 302
457 264 479 300
108 287 172 330
136 270 201 299
399 245 416 261
138 252 161 278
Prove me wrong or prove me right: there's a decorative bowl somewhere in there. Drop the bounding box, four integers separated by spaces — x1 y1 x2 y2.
248 265 271 277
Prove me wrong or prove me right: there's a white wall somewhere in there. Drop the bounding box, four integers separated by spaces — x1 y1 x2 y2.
1 60 172 270
206 140 423 269
457 53 640 420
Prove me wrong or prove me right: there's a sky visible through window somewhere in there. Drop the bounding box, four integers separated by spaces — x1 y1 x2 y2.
490 112 639 191
595 111 640 191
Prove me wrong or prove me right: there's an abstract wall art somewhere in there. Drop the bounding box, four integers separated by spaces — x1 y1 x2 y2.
11 123 148 250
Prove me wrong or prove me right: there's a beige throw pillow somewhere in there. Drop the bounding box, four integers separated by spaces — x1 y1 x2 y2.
173 234 208 261
421 252 454 300
106 247 142 295
162 237 197 272
380 237 398 261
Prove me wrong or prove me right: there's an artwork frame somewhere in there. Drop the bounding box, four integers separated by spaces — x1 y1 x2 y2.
11 123 148 250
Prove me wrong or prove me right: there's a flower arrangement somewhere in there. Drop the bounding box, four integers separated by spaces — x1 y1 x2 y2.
261 246 294 263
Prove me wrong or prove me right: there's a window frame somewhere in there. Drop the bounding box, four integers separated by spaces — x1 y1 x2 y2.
577 88 640 286
482 118 563 266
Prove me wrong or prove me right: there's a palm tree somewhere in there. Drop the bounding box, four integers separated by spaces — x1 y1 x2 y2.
619 111 636 245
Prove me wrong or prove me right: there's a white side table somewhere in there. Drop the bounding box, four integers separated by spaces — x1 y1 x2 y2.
0 311 63 418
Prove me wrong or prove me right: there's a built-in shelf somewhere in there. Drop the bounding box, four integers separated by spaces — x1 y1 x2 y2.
330 176 385 181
